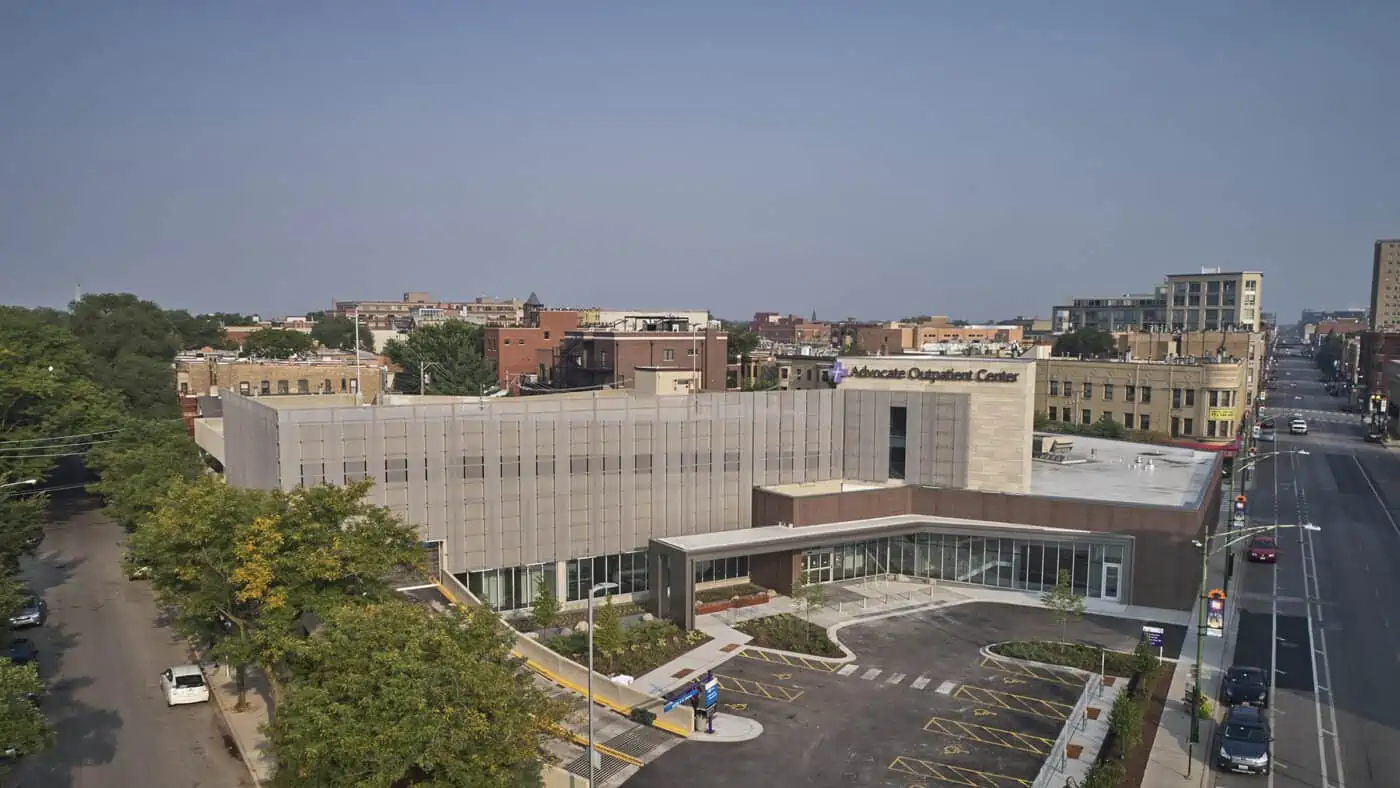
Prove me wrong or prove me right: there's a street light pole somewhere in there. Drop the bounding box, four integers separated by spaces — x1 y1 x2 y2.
586 581 619 785
1189 521 1320 745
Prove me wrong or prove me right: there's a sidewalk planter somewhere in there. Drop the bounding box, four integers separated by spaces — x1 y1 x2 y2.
694 592 770 616
1086 707 1101 721
1067 743 1084 760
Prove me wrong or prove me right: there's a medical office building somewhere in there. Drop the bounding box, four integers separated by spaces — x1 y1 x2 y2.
203 356 1224 629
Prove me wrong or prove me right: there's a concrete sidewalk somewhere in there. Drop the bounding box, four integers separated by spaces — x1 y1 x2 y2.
202 662 276 786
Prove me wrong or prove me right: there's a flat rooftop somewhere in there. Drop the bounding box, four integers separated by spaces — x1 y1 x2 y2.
655 513 1095 554
759 479 905 498
1030 434 1217 509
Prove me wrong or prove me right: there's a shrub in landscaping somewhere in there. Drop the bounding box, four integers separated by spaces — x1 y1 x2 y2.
546 620 712 676
1106 690 1143 758
1072 760 1126 788
734 614 843 658
695 583 767 604
989 641 1136 676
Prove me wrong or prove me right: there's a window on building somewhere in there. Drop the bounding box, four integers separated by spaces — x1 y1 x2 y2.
1182 418 1194 436
565 551 650 601
1061 380 1072 396
1185 389 1195 407
277 380 290 394
1124 385 1135 402
1124 413 1134 429
1103 383 1114 401
1081 409 1092 425
349 379 359 393
299 462 325 486
1049 380 1060 396
297 379 309 394
1139 414 1151 432
384 457 409 483
663 349 675 362
888 406 907 480
1141 386 1152 404
694 556 749 584
344 460 369 482
466 562 554 612
239 381 251 395
179 382 190 394
1049 406 1059 421
1171 416 1180 437
599 351 609 366
260 380 271 395
1082 382 1093 399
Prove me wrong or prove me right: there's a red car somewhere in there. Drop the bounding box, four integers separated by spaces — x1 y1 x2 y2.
1247 534 1277 563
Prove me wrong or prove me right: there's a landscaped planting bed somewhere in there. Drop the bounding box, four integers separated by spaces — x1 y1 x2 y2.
547 619 711 676
734 614 843 658
989 641 1137 676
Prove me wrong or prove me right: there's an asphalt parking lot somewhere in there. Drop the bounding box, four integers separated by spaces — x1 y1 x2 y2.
627 603 1176 788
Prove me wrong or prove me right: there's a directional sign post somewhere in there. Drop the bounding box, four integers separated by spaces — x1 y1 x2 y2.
1142 625 1166 662
702 675 719 734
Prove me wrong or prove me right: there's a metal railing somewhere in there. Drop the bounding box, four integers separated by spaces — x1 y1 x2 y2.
1031 673 1102 788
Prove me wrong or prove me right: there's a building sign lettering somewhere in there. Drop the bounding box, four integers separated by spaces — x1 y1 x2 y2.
845 366 1019 383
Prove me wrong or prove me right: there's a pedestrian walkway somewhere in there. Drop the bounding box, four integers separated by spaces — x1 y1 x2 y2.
202 662 275 786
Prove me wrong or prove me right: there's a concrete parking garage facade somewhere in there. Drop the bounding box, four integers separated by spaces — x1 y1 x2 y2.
206 355 1222 624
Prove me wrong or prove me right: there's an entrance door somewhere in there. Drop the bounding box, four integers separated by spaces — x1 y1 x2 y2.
802 549 834 585
1101 562 1122 602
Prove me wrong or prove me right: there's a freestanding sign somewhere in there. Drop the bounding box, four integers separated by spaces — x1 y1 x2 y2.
1142 625 1166 662
1205 590 1226 638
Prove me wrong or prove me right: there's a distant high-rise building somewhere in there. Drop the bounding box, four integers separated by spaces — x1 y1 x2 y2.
1369 240 1400 331
1164 269 1264 331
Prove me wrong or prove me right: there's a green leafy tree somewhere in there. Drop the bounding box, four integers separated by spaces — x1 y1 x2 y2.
1315 331 1344 378
86 418 205 531
591 593 624 673
131 476 424 708
1033 411 1052 431
1085 414 1126 440
721 323 759 364
790 574 826 624
243 328 316 359
0 660 52 771
530 577 561 631
310 314 374 352
210 312 257 327
268 600 563 788
1053 328 1118 359
164 310 231 350
1041 568 1085 642
68 293 185 417
1107 690 1143 756
384 322 497 396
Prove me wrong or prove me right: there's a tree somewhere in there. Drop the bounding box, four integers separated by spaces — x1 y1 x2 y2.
243 328 316 359
1052 328 1118 359
268 601 563 788
86 418 205 531
1084 414 1125 440
383 322 497 396
530 577 560 631
1041 568 1085 642
68 293 184 417
1315 331 1344 378
310 314 373 352
164 310 230 350
1033 411 1052 431
0 565 52 771
591 594 624 673
210 312 257 327
790 574 826 623
131 476 425 708
721 323 759 364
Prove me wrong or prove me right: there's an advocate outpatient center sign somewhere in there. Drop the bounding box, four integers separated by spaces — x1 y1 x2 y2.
842 364 1020 383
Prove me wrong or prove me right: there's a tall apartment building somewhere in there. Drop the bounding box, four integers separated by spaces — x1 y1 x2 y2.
1052 287 1169 333
1164 269 1264 331
1370 240 1400 331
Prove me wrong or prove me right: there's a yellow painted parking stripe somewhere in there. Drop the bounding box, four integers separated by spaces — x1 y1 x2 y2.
714 674 805 703
922 716 1054 756
737 647 843 673
979 656 1083 687
952 685 1072 721
888 755 1031 787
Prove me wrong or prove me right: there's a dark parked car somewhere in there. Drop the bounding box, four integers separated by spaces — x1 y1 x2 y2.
3 638 38 667
1216 705 1272 774
8 595 45 629
1221 665 1270 708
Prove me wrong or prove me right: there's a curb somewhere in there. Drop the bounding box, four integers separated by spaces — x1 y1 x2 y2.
185 642 266 788
979 641 1139 679
825 597 971 657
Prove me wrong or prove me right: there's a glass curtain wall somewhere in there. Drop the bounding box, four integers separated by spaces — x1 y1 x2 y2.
802 534 1126 599
463 562 554 612
695 556 749 584
564 550 650 601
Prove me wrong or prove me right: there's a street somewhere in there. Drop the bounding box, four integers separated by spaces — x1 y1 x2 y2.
6 497 251 788
1217 353 1400 788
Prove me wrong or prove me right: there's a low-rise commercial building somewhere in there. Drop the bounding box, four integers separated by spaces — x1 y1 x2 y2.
553 320 728 392
915 324 1023 346
203 354 1222 627
176 353 387 401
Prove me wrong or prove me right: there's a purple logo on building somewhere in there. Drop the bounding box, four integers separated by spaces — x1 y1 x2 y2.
829 360 850 385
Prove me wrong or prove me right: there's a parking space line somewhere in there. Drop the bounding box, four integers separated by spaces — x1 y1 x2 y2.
861 668 882 680
837 663 859 676
714 674 804 703
736 648 842 673
911 676 931 690
922 715 1054 755
888 755 1031 787
886 672 906 685
952 685 1072 721
979 656 1083 687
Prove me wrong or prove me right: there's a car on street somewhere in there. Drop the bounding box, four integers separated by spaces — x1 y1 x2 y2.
3 638 38 668
1257 430 1275 443
1366 428 1386 443
159 665 211 706
1247 534 1277 563
1221 665 1270 708
1216 705 1272 775
8 595 45 629
1289 418 1308 435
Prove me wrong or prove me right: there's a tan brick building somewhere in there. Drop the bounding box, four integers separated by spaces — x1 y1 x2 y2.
177 355 387 401
914 324 1024 347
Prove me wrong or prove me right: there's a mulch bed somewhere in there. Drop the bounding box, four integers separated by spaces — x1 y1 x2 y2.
1117 669 1172 786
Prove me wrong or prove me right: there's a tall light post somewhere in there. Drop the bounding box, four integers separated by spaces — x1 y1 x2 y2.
1187 521 1321 751
418 360 444 396
586 581 619 783
1229 449 1309 508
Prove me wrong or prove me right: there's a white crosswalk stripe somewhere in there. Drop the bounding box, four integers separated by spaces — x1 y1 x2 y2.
885 672 906 685
861 668 882 681
837 664 859 676
910 676 931 690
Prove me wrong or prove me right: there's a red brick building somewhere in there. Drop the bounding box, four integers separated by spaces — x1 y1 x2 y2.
1360 332 1400 392
483 310 580 390
750 313 832 345
555 323 728 391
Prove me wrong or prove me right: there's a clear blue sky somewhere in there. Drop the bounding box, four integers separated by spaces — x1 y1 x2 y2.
3 1 1397 322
